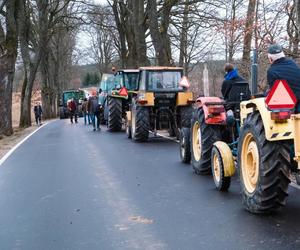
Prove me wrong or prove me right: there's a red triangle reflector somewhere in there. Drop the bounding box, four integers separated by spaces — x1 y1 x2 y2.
119 87 128 97
265 80 297 109
179 76 190 88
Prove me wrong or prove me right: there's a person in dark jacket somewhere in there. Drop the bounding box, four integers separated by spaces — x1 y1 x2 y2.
67 98 78 124
33 102 43 126
221 63 249 102
82 98 91 125
87 90 101 131
267 44 300 112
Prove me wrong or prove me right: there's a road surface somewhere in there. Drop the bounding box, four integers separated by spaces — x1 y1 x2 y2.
0 119 300 250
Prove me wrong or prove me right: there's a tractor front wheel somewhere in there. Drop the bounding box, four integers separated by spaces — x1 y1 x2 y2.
211 145 231 191
179 127 191 164
238 112 291 213
131 100 149 142
108 96 122 132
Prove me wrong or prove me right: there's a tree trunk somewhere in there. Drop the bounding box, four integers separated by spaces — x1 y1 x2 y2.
147 0 176 66
112 0 128 68
133 0 149 66
0 0 19 136
296 0 300 38
18 0 41 127
242 0 256 79
0 56 14 136
179 0 189 75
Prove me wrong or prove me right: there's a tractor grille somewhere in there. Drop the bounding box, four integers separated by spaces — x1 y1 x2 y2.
154 93 176 107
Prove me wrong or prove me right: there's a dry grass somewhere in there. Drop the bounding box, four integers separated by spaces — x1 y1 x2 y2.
0 91 42 160
12 90 41 127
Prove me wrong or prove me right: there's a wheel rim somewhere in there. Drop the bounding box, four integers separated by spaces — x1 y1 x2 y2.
180 135 186 158
192 121 201 161
241 133 259 194
213 152 221 183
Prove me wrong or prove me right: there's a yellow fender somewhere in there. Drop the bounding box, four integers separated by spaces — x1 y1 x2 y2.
240 98 293 141
213 141 235 177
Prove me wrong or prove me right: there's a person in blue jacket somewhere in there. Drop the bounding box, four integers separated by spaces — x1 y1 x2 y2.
267 44 300 112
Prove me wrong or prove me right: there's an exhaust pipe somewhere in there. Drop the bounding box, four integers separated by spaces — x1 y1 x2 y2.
251 49 258 95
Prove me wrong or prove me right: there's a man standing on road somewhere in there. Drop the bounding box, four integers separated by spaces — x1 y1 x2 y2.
88 90 101 131
82 98 91 125
67 98 78 124
33 102 43 126
267 44 300 112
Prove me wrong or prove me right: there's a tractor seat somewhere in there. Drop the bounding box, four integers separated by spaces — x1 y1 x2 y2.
225 81 251 111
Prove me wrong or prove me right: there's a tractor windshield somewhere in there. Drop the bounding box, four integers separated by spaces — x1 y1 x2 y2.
63 90 85 104
100 74 115 93
147 70 183 91
123 72 139 90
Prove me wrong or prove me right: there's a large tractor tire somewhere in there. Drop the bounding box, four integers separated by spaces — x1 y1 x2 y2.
180 106 193 128
108 96 122 132
131 100 149 142
238 112 291 213
179 127 191 164
191 108 222 175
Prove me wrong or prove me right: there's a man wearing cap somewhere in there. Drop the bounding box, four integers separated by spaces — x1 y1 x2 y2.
267 44 300 112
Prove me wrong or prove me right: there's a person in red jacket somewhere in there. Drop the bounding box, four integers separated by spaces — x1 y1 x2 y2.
67 98 78 124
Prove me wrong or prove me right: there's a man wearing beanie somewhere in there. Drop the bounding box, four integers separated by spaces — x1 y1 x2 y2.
267 44 300 112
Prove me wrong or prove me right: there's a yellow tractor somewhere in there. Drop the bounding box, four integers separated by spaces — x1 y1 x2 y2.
211 79 300 213
126 66 194 142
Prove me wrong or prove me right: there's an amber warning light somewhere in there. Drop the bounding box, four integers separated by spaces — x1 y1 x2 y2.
265 80 297 110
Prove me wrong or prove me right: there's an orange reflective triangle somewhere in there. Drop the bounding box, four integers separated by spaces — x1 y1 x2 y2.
266 80 297 109
119 87 128 96
179 76 190 88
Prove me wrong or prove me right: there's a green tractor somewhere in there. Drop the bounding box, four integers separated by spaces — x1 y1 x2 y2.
59 89 86 119
126 66 194 142
103 69 139 131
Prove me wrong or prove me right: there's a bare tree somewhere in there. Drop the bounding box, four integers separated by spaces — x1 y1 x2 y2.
242 0 257 79
0 0 20 136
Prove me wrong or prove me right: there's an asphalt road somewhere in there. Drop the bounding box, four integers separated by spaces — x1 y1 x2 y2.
1 119 300 250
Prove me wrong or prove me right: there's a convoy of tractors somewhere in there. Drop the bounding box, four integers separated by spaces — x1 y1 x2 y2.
63 65 300 214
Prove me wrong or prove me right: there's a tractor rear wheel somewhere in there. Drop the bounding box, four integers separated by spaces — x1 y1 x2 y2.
238 112 291 213
108 97 122 132
211 145 231 191
131 100 149 142
191 108 222 175
179 127 191 164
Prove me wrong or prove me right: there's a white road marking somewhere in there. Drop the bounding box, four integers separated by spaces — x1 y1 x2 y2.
0 121 51 166
290 182 300 190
